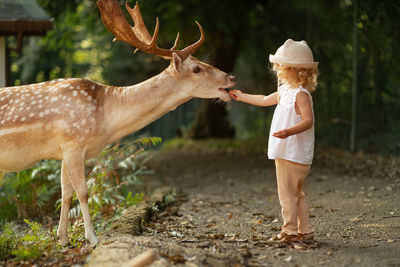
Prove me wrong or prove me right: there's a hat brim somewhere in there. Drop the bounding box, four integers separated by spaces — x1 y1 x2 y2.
269 54 318 69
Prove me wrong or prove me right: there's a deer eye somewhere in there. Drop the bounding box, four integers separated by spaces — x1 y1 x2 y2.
193 66 202 74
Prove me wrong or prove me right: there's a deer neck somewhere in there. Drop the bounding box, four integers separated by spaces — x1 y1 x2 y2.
102 69 191 142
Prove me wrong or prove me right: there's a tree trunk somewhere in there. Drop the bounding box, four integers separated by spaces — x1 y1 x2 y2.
188 31 240 139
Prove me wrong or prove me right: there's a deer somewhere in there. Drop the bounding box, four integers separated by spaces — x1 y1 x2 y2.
0 0 235 246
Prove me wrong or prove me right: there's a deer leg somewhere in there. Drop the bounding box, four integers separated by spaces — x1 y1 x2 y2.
57 161 75 246
62 151 98 246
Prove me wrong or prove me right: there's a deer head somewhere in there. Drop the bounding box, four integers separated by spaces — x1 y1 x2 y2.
97 0 235 101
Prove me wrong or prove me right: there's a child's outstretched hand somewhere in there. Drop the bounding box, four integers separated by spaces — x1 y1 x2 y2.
229 90 242 101
273 129 290 139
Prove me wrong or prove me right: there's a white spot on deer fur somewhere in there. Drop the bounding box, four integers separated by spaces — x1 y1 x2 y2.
45 96 49 100
0 120 4 124
91 85 95 90
65 103 70 107
60 84 69 89
31 100 37 105
21 117 26 121
39 112 44 117
80 119 86 126
26 106 31 111
87 95 92 101
81 91 88 96
62 95 67 100
38 104 43 109
77 85 80 90
44 109 50 115
72 91 77 97
9 99 13 104
50 80 56 84
29 112 35 117
51 97 58 102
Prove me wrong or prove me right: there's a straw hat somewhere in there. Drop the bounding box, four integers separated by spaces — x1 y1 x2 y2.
269 39 318 69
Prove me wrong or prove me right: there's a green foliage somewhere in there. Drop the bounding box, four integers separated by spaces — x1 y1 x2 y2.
67 137 161 229
0 220 60 261
0 223 20 260
0 160 61 220
0 137 161 263
0 137 160 223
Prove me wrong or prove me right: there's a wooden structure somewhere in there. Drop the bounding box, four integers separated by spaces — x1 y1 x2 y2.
0 0 53 87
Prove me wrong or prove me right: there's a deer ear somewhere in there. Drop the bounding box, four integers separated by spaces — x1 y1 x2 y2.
170 52 182 75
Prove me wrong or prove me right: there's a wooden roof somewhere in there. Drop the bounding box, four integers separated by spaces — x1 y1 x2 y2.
0 0 53 36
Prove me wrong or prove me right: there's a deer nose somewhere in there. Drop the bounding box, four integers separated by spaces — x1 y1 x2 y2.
228 75 236 83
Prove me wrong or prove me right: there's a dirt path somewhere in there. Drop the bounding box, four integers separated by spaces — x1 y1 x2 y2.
90 149 400 267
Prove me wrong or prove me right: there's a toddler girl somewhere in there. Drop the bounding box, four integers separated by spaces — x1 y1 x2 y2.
229 39 318 244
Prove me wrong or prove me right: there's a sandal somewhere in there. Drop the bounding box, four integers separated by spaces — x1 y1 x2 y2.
269 232 298 243
296 233 314 243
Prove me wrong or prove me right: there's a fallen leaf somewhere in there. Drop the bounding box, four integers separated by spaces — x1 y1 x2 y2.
275 251 285 256
284 256 292 262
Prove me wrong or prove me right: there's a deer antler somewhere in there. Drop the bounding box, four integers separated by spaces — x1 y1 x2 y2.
97 0 204 61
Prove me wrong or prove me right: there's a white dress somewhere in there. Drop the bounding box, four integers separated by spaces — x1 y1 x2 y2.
268 84 314 165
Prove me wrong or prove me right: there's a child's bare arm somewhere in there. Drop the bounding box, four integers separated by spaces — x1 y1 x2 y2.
230 90 278 107
273 92 313 139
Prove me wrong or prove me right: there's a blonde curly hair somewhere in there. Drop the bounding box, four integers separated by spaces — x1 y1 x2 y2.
272 64 318 92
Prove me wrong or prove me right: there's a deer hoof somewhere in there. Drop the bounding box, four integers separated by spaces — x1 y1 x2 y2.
58 236 70 247
86 233 98 246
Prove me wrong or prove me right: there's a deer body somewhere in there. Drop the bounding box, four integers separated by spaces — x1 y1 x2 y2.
0 52 234 244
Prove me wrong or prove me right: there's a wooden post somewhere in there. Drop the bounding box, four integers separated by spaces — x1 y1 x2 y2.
350 0 358 152
0 36 6 87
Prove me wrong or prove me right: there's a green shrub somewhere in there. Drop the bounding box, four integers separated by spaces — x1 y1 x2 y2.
68 137 160 225
0 219 60 261
0 223 20 260
0 160 61 221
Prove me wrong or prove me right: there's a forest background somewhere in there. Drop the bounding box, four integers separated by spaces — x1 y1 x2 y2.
7 0 400 154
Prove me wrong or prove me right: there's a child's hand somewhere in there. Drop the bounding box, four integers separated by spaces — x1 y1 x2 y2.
229 90 242 101
273 129 290 139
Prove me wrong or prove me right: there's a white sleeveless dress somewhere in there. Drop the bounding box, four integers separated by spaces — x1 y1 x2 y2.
268 84 314 165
